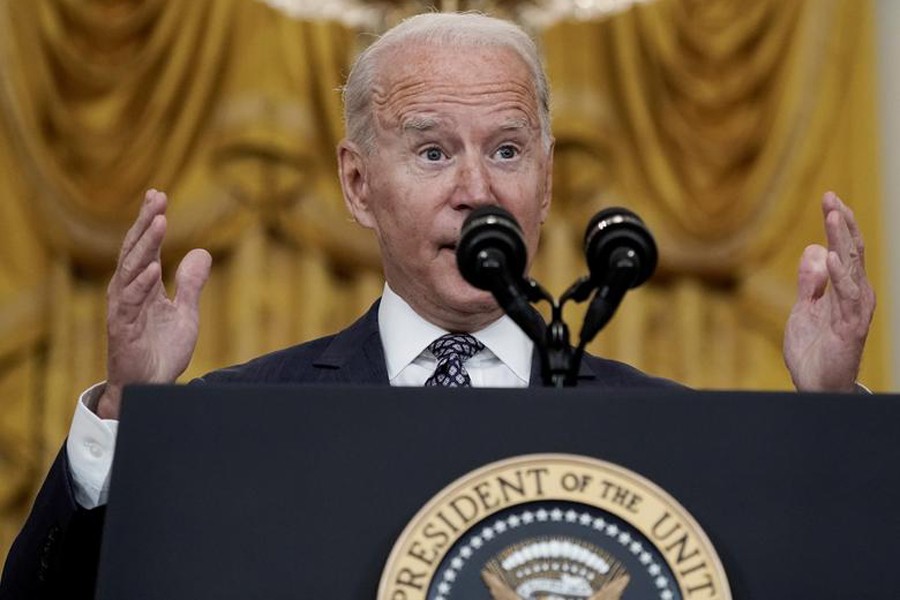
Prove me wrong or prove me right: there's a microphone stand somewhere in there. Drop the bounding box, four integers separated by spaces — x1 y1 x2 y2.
569 247 641 384
527 276 590 388
529 247 642 387
533 288 572 388
479 267 574 389
476 251 551 375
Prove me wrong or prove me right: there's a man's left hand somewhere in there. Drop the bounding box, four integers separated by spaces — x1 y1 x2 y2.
783 191 876 392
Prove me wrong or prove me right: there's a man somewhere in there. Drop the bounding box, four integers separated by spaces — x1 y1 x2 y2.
0 12 875 599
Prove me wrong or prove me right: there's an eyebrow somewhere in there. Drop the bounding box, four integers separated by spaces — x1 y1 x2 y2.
500 117 528 130
401 117 440 132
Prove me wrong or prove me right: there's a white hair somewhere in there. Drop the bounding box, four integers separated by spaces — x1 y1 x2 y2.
342 12 552 152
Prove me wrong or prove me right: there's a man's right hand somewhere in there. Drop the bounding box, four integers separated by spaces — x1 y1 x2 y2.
96 189 212 419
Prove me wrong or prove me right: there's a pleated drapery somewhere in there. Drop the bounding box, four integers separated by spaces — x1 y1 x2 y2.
0 0 886 556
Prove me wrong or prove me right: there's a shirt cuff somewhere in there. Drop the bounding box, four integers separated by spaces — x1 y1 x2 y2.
66 382 119 509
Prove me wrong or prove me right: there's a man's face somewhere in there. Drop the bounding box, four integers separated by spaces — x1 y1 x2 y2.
339 42 553 331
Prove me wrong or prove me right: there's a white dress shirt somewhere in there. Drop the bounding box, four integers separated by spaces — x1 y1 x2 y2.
67 383 118 508
66 283 533 508
379 283 532 387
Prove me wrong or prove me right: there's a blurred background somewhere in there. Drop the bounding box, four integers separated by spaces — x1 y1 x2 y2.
0 0 894 559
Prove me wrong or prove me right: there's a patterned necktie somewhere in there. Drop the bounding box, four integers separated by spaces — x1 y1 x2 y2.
425 333 485 387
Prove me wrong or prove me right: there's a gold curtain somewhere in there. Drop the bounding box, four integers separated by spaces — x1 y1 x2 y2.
0 0 887 558
0 0 381 555
537 0 887 390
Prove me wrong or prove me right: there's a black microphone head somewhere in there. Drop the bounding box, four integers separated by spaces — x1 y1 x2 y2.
456 205 527 291
584 207 657 288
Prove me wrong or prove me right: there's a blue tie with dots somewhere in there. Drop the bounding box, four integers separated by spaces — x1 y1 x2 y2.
425 333 485 387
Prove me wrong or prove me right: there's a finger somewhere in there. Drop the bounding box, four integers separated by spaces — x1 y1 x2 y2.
824 206 856 271
116 213 167 289
118 189 167 268
833 193 866 272
113 190 167 289
823 191 866 272
796 244 829 302
112 260 163 324
826 250 863 322
820 190 840 220
174 249 212 315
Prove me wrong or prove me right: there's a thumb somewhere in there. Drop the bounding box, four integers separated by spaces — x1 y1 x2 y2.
174 248 212 312
796 244 828 302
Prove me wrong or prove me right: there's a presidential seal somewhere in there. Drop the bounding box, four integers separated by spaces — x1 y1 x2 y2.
378 454 730 600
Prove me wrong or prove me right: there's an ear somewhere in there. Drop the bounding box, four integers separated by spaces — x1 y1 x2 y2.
540 138 555 223
337 140 376 229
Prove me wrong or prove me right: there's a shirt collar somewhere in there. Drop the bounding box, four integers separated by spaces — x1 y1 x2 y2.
378 283 534 383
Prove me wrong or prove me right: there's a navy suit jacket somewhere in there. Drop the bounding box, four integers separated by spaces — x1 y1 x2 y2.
198 300 676 389
0 301 677 599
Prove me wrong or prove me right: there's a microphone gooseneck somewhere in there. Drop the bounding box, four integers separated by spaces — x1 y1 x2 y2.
572 208 658 380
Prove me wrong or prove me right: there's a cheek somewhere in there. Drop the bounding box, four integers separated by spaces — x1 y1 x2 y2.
495 179 546 261
506 181 545 228
366 178 415 240
377 210 428 261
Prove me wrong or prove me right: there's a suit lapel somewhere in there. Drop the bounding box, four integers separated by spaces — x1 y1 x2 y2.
312 300 390 385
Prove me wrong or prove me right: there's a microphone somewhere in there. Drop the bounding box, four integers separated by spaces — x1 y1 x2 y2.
456 206 546 343
577 207 657 350
583 207 657 288
456 205 527 292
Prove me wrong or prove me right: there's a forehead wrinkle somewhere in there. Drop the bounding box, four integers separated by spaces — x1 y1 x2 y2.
378 78 534 106
373 80 540 132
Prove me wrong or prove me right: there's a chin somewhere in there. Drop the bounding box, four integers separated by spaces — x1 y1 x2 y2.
444 284 499 315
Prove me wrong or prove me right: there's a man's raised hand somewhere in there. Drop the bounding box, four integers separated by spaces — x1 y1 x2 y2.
97 190 211 419
783 191 876 392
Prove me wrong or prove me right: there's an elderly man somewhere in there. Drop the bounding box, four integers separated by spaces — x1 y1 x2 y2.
0 12 874 599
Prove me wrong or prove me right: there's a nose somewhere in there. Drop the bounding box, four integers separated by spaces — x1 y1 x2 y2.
451 154 494 210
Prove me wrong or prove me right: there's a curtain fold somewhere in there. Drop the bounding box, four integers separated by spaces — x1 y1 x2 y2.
539 0 885 389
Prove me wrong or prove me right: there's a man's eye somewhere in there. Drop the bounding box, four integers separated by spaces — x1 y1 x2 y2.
495 145 519 160
421 147 446 161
